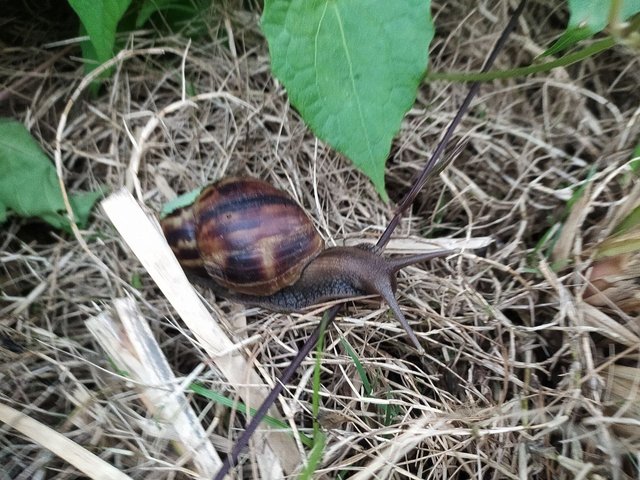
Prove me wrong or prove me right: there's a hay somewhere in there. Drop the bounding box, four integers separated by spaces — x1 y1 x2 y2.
2 1 640 478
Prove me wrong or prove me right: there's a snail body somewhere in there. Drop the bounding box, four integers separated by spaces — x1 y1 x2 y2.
161 177 449 352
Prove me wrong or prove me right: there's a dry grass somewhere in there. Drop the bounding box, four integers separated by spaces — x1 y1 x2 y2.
2 0 640 478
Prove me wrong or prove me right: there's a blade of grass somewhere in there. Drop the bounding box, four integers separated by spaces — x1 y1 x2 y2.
339 336 372 397
382 390 400 427
312 317 327 439
338 335 399 428
298 431 327 480
214 308 338 479
427 37 615 82
189 383 313 448
305 315 329 475
613 205 640 236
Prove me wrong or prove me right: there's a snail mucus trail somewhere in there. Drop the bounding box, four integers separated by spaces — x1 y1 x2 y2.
161 177 451 352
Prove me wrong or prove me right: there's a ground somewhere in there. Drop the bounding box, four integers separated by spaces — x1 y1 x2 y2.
1 1 639 479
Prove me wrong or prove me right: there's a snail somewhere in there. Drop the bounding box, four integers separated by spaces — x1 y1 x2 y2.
161 177 450 352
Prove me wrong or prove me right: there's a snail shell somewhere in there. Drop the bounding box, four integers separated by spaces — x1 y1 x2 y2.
161 176 452 353
161 177 324 295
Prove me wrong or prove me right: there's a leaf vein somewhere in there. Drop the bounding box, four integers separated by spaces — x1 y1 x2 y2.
331 4 374 163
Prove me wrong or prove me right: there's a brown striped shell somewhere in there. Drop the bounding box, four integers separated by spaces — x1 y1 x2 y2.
161 177 324 296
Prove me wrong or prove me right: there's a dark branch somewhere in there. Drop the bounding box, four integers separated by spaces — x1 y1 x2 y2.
213 309 336 480
376 0 527 250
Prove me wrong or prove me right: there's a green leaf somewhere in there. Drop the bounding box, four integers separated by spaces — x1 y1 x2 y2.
0 119 101 230
160 186 203 217
68 0 132 65
70 190 105 226
77 23 103 95
262 0 433 200
545 0 640 56
78 23 101 71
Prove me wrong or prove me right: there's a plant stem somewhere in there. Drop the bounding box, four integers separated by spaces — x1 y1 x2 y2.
427 37 615 83
312 319 326 440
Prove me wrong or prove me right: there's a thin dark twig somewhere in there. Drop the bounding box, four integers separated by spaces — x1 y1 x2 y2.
214 1 527 477
376 0 527 250
213 308 338 480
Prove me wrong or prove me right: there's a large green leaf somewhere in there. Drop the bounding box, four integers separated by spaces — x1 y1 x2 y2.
262 0 433 200
0 119 101 230
545 0 640 56
68 0 132 65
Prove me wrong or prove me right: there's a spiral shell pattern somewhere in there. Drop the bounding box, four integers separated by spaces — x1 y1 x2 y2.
161 177 324 296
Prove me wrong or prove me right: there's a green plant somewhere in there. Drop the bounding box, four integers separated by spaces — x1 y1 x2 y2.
545 0 640 56
68 0 132 76
189 383 314 448
262 0 434 200
261 0 639 197
68 0 212 78
0 119 101 231
66 1 640 199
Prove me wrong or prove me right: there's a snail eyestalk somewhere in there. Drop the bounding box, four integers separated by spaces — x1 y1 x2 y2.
379 250 453 354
